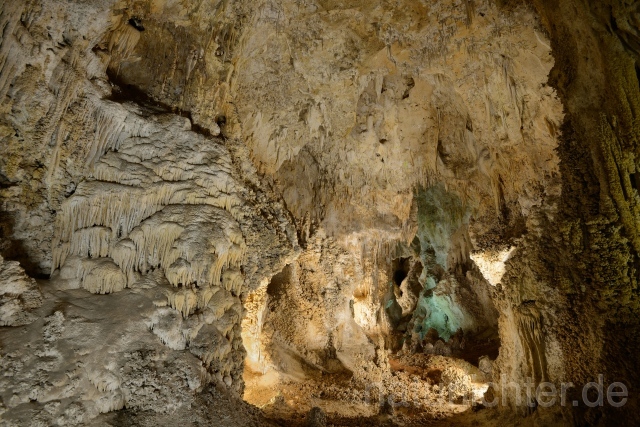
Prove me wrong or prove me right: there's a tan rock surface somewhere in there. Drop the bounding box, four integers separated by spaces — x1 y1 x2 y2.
0 0 639 425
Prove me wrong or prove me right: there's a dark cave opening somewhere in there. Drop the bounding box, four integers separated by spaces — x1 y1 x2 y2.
630 172 639 191
0 210 49 279
392 269 407 287
391 257 411 287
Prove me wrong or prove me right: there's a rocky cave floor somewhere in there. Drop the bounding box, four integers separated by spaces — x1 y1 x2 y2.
242 341 511 427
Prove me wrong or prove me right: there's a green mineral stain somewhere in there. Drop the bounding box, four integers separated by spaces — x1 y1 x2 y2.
410 184 471 341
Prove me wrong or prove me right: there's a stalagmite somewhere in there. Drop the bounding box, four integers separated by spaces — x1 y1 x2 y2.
0 256 43 326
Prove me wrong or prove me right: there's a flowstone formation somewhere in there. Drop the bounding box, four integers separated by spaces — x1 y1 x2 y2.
1 0 639 425
0 98 297 425
0 1 297 422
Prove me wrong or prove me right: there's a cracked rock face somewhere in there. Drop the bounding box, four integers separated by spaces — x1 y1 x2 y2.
1 0 639 425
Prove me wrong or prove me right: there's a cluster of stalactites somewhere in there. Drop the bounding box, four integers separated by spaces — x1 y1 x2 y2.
48 88 250 326
52 203 247 296
160 273 241 319
76 258 127 294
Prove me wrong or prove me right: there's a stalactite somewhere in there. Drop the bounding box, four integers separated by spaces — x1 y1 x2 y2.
94 395 125 415
166 288 199 318
52 182 181 261
77 258 127 294
516 305 547 385
107 18 142 66
111 238 135 272
0 17 27 105
85 102 129 167
163 286 226 319
198 287 219 309
222 269 243 295
64 226 112 260
88 371 121 393
166 258 197 288
197 335 232 368
129 220 184 275
206 288 238 321
54 192 248 291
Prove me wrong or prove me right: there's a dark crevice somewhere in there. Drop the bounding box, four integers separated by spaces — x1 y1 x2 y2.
267 264 292 297
128 17 145 32
106 69 224 139
402 76 415 99
0 172 14 189
391 257 411 287
496 175 509 220
0 211 49 279
107 69 172 113
393 269 407 287
630 172 639 191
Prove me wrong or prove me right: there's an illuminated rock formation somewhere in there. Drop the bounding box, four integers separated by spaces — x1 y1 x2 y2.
0 0 638 425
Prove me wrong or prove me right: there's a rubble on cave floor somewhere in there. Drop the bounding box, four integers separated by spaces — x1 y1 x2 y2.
244 349 498 427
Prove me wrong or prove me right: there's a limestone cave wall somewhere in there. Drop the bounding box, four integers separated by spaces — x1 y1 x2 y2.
0 0 638 425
